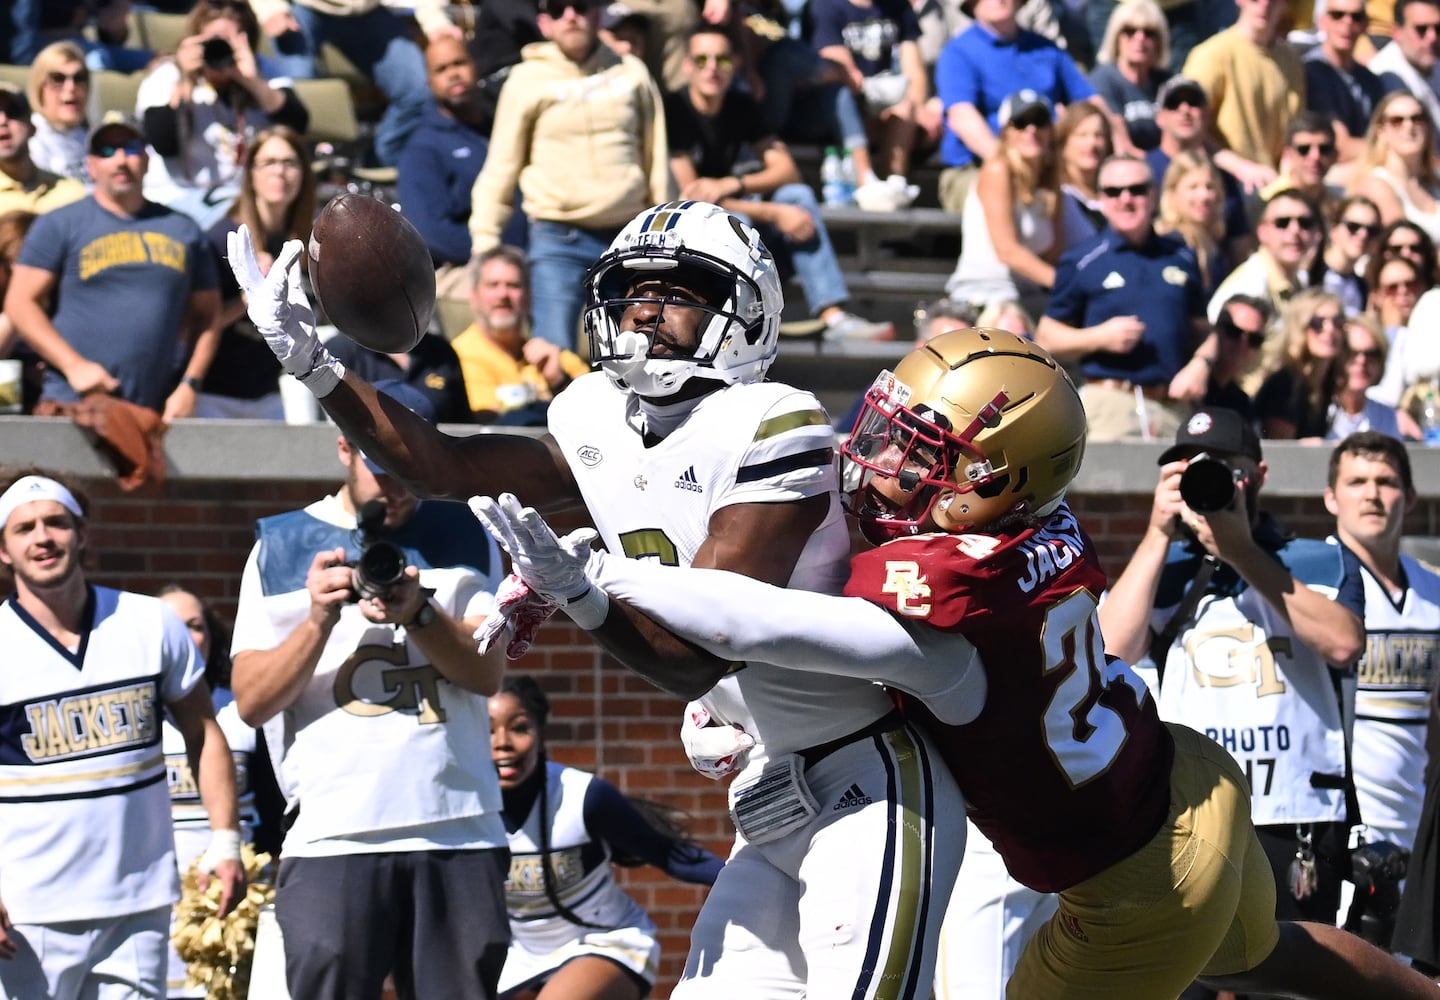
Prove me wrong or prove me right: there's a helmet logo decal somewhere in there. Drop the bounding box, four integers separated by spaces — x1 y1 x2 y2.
576 445 603 467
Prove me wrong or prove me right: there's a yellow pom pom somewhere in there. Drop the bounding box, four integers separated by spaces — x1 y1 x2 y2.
172 843 275 1000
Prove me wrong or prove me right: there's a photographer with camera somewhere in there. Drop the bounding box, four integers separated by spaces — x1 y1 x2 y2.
135 0 307 229
1100 408 1367 969
229 380 512 1000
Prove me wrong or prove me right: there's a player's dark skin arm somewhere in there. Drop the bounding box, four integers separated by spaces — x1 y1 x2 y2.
317 372 586 515
576 495 831 700
324 371 831 697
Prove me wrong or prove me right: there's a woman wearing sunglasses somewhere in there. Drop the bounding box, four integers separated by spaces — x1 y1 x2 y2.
1312 194 1383 316
1253 287 1346 439
1377 218 1439 285
24 41 92 186
1087 0 1171 153
1326 314 1405 441
1367 251 1439 414
1347 92 1440 244
946 89 1061 324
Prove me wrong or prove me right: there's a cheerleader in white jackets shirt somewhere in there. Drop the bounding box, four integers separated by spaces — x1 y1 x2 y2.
490 675 724 1000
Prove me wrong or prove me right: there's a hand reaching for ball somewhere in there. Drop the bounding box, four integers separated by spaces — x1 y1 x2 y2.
227 224 344 396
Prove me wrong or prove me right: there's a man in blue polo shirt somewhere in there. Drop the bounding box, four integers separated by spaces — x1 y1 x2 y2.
934 0 1111 211
1035 153 1213 441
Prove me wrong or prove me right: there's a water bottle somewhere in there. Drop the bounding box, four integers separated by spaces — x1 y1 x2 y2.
821 147 847 206
1423 385 1440 446
839 147 858 204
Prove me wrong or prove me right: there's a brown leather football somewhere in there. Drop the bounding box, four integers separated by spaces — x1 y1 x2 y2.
308 194 436 355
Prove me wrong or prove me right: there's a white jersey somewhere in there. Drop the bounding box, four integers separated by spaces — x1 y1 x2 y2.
230 494 507 857
548 373 897 764
0 587 204 923
1350 553 1440 848
504 763 654 957
164 691 258 864
1154 534 1360 827
164 692 259 999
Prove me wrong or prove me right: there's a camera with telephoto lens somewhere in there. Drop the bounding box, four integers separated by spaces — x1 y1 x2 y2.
201 36 234 70
341 500 409 603
1344 840 1410 950
1178 452 1247 513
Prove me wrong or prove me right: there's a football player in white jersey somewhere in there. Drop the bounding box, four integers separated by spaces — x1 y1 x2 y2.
0 469 245 1000
226 201 965 998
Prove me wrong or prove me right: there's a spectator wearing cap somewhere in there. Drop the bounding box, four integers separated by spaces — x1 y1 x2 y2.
468 0 671 352
1036 152 1211 441
0 83 84 217
665 25 894 343
1101 406 1366 932
1181 0 1304 170
1259 112 1345 226
1209 187 1323 325
1148 75 1256 264
946 89 1064 323
1304 0 1388 162
933 0 1122 213
398 35 526 311
3 112 222 423
1368 0 1440 131
229 377 511 1000
599 3 651 60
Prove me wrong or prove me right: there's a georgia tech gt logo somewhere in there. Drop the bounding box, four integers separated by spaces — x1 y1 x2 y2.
333 641 449 724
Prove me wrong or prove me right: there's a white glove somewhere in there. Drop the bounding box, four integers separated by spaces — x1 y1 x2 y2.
469 493 598 603
474 573 559 659
226 225 343 396
681 702 754 780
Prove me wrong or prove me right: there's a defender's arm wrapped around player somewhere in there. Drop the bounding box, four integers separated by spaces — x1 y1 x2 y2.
472 493 986 726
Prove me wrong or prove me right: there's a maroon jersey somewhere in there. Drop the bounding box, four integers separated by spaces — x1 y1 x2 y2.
844 504 1174 892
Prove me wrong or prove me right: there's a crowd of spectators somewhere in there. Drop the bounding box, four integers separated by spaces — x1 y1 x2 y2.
12 0 1440 438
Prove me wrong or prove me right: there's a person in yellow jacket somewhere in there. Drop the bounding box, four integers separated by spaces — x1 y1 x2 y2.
450 246 591 425
468 0 673 354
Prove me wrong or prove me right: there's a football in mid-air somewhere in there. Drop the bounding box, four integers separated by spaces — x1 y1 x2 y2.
308 194 435 355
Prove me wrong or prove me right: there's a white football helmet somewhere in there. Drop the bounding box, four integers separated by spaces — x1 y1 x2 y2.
583 201 783 398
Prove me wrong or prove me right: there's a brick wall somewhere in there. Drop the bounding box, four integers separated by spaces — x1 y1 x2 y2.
18 474 1436 997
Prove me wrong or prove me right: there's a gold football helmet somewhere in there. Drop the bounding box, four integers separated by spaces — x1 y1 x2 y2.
841 328 1087 538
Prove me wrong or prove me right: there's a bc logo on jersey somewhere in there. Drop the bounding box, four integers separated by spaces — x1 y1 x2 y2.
332 641 449 724
19 680 159 762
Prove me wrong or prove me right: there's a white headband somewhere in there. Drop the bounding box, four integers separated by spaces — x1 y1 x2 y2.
0 475 84 530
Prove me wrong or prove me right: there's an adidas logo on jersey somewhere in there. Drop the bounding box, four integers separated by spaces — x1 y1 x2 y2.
675 466 703 492
833 783 872 811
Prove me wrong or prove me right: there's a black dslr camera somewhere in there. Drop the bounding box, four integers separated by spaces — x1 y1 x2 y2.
201 36 234 70
342 500 408 603
1344 839 1411 950
1178 452 1247 513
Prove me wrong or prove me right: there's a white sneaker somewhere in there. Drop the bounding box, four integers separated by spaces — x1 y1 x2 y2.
853 179 902 212
885 174 920 207
824 312 896 342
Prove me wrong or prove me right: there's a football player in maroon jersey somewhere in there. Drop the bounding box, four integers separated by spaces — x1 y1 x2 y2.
474 327 1440 999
